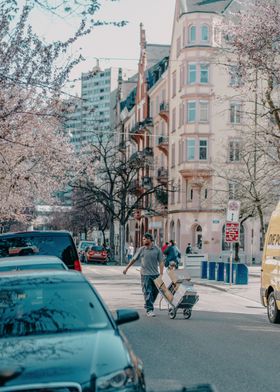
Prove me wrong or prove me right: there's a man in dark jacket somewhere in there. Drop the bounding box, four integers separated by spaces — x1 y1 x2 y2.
164 240 181 269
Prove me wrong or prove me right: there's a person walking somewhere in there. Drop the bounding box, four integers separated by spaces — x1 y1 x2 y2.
127 242 134 263
164 240 181 269
123 232 164 317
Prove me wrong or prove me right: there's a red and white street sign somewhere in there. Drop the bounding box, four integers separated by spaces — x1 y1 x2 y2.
226 200 240 222
225 222 240 243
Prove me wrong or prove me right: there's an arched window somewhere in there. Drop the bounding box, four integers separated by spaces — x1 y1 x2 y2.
170 221 175 241
176 220 181 248
189 25 196 44
201 24 209 42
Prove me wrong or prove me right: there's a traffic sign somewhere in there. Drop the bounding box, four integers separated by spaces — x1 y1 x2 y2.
226 200 240 222
225 222 240 243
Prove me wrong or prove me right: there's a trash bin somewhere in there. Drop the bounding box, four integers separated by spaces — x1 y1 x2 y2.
217 262 225 281
208 262 216 280
225 262 236 283
201 261 208 279
235 263 248 284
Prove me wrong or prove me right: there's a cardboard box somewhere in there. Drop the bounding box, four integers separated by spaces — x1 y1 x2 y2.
168 269 191 284
154 276 174 303
172 283 197 307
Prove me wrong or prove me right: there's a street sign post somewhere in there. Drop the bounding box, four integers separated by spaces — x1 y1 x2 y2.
225 200 240 286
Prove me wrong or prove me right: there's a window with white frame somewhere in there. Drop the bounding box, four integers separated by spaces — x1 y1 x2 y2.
199 139 208 160
189 25 196 44
230 102 241 124
201 24 209 42
172 107 176 132
228 181 239 199
200 64 209 83
172 71 177 97
188 63 196 84
177 179 181 203
186 139 195 160
171 143 175 167
229 65 242 87
199 101 209 122
187 101 196 123
229 140 240 162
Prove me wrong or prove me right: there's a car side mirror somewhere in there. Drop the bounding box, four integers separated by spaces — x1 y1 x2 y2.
115 309 139 326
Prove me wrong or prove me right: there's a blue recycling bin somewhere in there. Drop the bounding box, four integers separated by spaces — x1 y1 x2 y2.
235 263 248 285
225 262 236 283
208 262 216 280
217 262 225 281
201 261 208 279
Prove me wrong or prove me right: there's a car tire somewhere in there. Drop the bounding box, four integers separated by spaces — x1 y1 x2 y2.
267 292 280 324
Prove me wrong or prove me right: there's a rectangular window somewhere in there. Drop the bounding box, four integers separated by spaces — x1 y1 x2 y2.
172 71 177 97
188 64 196 84
229 181 239 199
199 139 208 160
200 64 209 83
229 141 240 162
172 107 176 132
187 101 196 123
201 25 209 42
179 103 184 127
186 139 195 161
229 65 242 86
171 143 175 167
230 103 241 124
189 26 196 43
199 101 209 122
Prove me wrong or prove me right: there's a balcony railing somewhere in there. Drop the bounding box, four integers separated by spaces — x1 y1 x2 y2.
157 167 168 178
143 147 153 157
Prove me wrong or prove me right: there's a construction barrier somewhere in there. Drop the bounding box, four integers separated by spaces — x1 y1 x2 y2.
200 261 248 285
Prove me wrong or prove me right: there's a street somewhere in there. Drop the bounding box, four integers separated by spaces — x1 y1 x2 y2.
84 265 279 392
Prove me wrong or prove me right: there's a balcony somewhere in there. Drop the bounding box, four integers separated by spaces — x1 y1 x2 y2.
142 176 153 189
128 179 142 194
129 122 145 142
155 188 168 206
157 167 168 184
159 102 169 122
143 147 153 157
129 148 154 167
179 161 212 179
157 135 168 156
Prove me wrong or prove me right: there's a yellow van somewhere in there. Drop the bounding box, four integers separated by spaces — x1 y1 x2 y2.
261 201 280 323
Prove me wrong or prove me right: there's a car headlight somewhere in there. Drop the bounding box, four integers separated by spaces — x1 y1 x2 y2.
96 367 137 391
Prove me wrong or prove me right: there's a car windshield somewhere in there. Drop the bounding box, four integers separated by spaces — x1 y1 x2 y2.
0 263 66 272
0 279 111 337
0 235 77 266
91 246 103 251
80 242 95 250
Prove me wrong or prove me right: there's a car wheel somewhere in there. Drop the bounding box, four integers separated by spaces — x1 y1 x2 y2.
267 292 280 323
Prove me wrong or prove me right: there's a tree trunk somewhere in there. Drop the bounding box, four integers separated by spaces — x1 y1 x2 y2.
257 203 266 253
108 212 115 263
119 222 126 266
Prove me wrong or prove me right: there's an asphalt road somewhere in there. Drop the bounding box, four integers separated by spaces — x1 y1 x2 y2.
84 265 279 392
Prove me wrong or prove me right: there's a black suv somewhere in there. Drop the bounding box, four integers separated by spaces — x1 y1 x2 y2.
0 231 82 271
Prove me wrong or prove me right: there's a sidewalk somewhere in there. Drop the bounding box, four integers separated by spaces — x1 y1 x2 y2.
193 266 261 304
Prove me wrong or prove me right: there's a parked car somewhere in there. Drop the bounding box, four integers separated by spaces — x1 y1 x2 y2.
77 240 96 262
0 270 145 392
85 245 108 264
0 231 82 272
0 255 68 272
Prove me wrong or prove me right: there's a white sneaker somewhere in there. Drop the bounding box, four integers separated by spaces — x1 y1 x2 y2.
146 310 156 317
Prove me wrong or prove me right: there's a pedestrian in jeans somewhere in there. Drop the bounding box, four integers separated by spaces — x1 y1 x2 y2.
123 232 164 317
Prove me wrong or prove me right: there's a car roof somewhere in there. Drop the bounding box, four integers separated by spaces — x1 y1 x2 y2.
0 230 73 238
0 255 65 266
0 269 85 282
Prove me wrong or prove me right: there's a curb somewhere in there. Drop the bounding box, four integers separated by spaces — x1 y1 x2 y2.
193 280 228 292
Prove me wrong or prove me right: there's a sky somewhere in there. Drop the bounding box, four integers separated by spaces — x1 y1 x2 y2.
29 0 176 88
